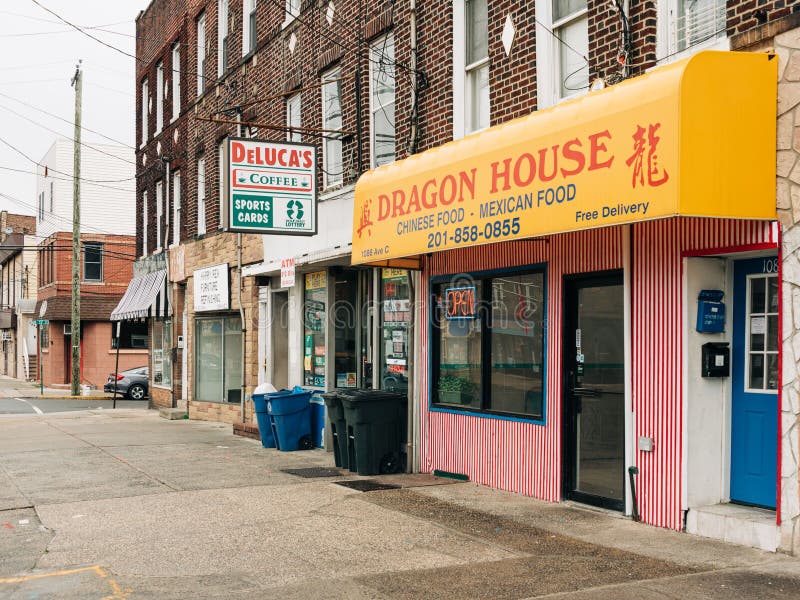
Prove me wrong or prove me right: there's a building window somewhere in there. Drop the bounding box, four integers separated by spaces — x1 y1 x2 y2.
50 181 54 212
218 141 226 230
381 269 410 392
668 0 726 55
152 319 172 387
155 180 163 251
141 78 149 145
285 0 300 23
554 0 588 99
431 269 546 420
155 61 164 135
197 157 206 236
286 92 301 142
197 12 207 96
172 170 181 246
303 271 327 387
321 68 343 189
38 191 44 221
83 242 103 282
243 0 257 56
536 0 588 108
142 190 148 256
171 43 180 120
112 321 148 350
369 33 396 167
746 274 779 391
195 316 242 402
218 0 229 77
40 324 49 348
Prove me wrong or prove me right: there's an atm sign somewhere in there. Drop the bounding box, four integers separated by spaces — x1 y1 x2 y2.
446 286 476 320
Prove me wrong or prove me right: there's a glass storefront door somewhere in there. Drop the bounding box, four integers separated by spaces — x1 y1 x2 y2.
195 315 242 403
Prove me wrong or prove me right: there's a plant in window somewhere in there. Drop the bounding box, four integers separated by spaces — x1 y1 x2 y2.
438 375 477 405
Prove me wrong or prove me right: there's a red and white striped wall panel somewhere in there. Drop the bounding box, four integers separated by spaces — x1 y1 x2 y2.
418 217 777 531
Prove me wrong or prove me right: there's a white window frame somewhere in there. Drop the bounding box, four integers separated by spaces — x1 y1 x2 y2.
321 68 343 189
155 62 164 135
369 33 396 168
744 273 779 394
141 78 149 146
197 157 206 236
535 0 588 109
243 0 257 56
155 180 163 252
285 0 300 26
453 0 489 139
286 92 301 142
218 0 229 77
142 190 148 257
82 242 103 282
656 0 729 65
197 13 207 96
172 170 181 247
171 43 181 121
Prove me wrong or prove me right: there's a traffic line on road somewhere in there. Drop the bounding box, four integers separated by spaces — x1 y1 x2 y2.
0 565 132 598
15 398 42 415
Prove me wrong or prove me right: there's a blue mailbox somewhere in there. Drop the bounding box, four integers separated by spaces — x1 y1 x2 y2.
697 290 725 333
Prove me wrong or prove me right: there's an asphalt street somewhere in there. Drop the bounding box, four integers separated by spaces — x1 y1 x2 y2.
1 373 800 598
0 397 148 415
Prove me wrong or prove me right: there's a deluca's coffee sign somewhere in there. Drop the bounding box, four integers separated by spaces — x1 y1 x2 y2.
225 138 317 235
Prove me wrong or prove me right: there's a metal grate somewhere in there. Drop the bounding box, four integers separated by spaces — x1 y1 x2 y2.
280 467 343 478
335 480 400 492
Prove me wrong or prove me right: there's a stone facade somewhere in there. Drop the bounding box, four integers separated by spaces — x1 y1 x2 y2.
776 25 800 554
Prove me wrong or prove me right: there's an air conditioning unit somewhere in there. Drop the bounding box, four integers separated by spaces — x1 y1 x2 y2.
130 335 148 349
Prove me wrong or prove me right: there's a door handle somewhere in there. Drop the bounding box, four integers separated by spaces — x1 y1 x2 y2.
573 387 601 397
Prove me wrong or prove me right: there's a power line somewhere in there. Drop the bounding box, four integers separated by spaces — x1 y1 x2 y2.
0 165 134 193
0 103 136 167
0 89 134 149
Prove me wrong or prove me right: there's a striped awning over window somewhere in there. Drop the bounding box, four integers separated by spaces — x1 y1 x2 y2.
111 269 170 321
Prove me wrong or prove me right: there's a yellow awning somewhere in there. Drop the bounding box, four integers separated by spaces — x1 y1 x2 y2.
351 51 777 266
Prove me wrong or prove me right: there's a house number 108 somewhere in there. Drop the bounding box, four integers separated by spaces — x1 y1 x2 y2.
762 258 778 274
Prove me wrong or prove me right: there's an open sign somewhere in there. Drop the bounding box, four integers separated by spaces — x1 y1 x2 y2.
445 286 476 319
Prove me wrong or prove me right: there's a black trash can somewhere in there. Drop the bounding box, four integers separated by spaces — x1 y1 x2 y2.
322 391 348 469
339 389 407 476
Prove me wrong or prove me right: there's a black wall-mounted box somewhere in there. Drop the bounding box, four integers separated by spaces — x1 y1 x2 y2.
702 342 730 378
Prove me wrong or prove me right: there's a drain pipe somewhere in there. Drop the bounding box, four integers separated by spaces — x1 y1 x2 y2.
406 271 415 473
628 466 640 522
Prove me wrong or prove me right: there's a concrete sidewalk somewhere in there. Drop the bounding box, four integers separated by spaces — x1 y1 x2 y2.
0 408 799 599
0 374 111 400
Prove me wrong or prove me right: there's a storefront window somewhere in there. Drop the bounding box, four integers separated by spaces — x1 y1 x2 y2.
152 319 172 387
195 316 241 402
304 271 327 387
334 269 358 389
432 269 546 419
381 269 410 392
112 321 149 349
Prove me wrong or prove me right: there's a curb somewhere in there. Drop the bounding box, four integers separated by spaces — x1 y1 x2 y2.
30 395 116 401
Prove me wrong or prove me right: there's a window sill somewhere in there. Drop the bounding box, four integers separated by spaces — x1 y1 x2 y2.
319 184 354 202
282 14 300 30
655 35 730 67
107 348 149 354
152 384 173 390
430 403 546 426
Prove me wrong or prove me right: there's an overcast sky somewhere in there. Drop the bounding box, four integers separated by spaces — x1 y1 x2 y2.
0 1 149 216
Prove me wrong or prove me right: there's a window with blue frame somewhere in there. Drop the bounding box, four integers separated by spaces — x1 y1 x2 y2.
431 269 545 420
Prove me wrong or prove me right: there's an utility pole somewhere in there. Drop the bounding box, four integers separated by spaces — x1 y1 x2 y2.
70 61 82 396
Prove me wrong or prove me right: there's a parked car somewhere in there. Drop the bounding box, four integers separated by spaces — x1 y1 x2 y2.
104 366 149 400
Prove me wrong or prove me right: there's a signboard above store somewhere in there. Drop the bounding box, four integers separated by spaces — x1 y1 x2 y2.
194 264 230 312
351 51 776 266
225 138 317 235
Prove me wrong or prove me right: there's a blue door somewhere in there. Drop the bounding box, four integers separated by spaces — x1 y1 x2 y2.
731 257 778 508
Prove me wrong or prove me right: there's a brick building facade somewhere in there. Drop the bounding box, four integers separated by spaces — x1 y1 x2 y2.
135 0 800 551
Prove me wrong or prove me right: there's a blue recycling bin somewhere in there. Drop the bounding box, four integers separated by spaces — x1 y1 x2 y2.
252 393 276 448
266 387 314 451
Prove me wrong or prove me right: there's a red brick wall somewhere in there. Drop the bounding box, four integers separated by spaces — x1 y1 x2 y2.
37 232 135 300
40 321 145 389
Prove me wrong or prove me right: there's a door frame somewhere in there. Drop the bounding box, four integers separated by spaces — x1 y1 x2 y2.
562 269 626 512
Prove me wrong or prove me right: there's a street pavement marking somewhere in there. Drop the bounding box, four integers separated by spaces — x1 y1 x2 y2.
0 565 132 599
15 398 43 415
